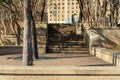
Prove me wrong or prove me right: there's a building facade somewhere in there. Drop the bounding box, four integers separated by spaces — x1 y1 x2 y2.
48 0 80 24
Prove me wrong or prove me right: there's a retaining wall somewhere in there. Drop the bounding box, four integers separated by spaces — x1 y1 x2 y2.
86 28 120 66
0 45 46 55
88 28 120 49
91 47 120 66
0 66 120 80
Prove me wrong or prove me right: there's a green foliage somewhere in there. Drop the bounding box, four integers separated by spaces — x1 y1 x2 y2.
0 0 5 4
0 0 5 3
0 41 2 46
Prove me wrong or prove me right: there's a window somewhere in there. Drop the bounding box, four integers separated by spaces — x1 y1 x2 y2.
54 3 56 6
76 2 78 5
72 11 74 13
50 11 52 14
76 6 78 9
62 7 64 9
72 3 74 5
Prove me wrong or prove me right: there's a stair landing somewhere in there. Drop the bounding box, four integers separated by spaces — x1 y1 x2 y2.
0 53 118 80
0 53 112 66
34 53 112 66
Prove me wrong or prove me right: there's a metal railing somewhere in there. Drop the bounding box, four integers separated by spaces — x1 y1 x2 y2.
113 52 120 66
81 24 90 52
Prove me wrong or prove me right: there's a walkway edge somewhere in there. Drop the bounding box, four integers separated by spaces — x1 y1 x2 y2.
0 66 119 75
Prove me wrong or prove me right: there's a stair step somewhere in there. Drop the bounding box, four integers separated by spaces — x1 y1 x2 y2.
61 43 87 46
61 50 89 53
63 42 86 45
47 48 61 53
62 48 88 51
47 49 60 52
48 40 84 43
48 47 87 51
0 66 119 80
64 41 85 43
62 38 83 41
48 43 86 45
47 24 88 53
48 44 87 47
62 46 87 48
47 45 62 48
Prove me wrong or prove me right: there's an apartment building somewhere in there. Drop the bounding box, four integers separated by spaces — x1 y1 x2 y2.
48 0 80 24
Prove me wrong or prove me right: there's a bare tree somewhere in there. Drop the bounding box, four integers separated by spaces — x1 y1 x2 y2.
77 0 120 28
23 0 33 66
0 0 22 45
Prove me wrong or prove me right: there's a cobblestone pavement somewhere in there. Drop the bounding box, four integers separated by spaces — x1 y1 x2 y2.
0 53 112 66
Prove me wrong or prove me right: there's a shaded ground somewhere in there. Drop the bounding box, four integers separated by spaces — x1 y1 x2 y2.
0 53 112 66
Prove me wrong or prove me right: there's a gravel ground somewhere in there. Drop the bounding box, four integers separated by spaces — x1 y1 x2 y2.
0 53 112 66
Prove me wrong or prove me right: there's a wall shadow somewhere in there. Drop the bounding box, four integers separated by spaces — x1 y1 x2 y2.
91 28 118 49
46 24 84 53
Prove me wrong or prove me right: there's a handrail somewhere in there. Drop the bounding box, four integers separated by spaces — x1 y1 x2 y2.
113 52 120 66
81 24 90 52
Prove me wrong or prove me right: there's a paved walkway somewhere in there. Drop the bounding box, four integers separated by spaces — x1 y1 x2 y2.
0 53 112 66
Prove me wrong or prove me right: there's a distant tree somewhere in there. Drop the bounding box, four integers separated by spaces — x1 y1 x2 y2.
77 0 120 28
41 0 46 21
0 0 39 59
0 0 22 45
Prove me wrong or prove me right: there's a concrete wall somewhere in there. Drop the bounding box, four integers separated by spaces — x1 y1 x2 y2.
0 45 46 55
86 28 120 66
0 22 47 46
0 22 47 54
91 47 120 66
88 28 120 49
0 66 120 80
0 46 22 55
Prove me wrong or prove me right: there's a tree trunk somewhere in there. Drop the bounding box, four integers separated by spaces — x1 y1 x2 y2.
23 0 33 66
41 0 46 21
15 21 21 45
31 17 39 59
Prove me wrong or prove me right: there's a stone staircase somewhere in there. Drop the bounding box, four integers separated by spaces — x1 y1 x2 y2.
0 66 119 80
46 24 88 54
